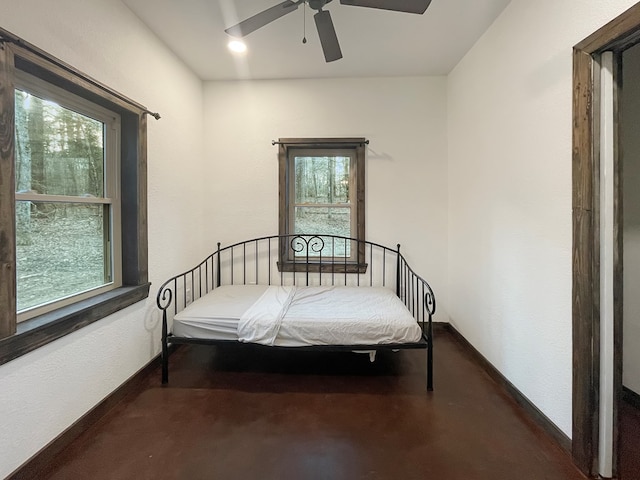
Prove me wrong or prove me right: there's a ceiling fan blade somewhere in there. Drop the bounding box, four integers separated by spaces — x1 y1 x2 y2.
314 10 343 63
339 0 432 14
225 1 301 37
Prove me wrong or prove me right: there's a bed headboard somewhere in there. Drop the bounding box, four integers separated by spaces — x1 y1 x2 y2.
157 234 436 325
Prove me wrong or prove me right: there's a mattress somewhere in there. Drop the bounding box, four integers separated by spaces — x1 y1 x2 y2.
172 284 422 346
173 285 268 341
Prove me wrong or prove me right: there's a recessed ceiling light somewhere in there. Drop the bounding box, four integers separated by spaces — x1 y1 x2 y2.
228 40 247 53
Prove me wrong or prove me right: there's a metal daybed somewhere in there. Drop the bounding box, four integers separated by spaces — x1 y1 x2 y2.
156 234 436 390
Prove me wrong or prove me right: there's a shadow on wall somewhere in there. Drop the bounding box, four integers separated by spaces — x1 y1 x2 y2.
366 147 393 162
144 299 161 358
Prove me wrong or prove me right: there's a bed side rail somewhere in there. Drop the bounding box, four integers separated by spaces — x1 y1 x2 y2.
396 247 436 337
396 247 436 391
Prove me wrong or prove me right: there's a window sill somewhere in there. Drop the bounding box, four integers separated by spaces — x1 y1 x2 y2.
0 283 150 367
277 262 368 274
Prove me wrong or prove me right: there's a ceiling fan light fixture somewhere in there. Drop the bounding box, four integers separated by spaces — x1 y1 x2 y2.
227 40 247 53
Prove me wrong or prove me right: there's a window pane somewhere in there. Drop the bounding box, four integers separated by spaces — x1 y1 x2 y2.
294 156 350 204
16 202 109 312
294 206 351 257
15 89 105 197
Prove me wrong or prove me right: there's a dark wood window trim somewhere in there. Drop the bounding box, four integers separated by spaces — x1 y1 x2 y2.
276 262 368 275
0 284 150 366
0 40 17 341
0 28 150 364
572 4 640 477
278 138 366 273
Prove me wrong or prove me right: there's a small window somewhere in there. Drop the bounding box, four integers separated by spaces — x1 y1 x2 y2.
278 138 365 271
14 73 121 321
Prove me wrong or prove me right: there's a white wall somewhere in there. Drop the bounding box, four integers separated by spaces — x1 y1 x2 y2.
0 1 205 477
447 0 639 437
203 77 449 321
622 42 640 396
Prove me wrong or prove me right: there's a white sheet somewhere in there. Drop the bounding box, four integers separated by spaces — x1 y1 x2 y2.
237 286 422 346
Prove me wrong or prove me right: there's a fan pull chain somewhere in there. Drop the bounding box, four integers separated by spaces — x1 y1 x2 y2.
302 1 307 44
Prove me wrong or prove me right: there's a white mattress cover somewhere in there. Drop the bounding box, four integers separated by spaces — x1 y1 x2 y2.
172 284 268 340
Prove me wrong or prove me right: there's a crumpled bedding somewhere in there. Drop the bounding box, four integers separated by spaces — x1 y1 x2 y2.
237 285 422 346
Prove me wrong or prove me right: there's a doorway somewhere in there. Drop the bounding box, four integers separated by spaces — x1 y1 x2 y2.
572 3 640 478
620 41 640 479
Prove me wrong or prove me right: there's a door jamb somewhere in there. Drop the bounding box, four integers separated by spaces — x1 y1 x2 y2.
572 3 640 476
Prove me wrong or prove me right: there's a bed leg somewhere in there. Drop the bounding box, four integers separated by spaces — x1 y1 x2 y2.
161 311 169 384
426 319 433 391
162 343 168 384
427 344 433 391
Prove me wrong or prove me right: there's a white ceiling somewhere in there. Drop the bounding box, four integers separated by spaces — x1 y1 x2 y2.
122 0 511 81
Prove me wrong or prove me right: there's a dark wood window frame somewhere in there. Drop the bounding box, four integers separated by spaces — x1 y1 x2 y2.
278 138 366 273
0 29 151 366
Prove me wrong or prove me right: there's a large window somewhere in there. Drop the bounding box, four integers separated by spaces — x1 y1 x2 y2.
15 73 121 321
0 30 151 364
278 138 365 270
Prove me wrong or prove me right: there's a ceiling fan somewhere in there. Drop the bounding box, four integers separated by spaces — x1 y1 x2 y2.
224 0 433 63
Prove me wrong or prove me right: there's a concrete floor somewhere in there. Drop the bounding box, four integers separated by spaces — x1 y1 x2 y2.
39 329 591 480
621 397 640 479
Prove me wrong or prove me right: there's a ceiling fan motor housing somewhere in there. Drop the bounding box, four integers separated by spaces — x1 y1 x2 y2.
308 0 333 11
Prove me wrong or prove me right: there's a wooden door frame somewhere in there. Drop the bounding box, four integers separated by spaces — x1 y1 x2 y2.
573 3 640 476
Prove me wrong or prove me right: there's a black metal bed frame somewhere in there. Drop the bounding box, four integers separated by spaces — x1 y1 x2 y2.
156 234 436 390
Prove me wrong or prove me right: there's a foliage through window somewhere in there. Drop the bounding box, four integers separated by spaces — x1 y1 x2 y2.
278 138 365 270
14 75 121 319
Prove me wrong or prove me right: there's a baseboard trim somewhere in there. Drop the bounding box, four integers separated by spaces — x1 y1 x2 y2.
623 385 640 410
7 353 162 480
443 323 572 453
431 322 450 333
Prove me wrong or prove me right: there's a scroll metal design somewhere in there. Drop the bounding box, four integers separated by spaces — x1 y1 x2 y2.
157 285 173 311
425 291 436 316
290 235 325 259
